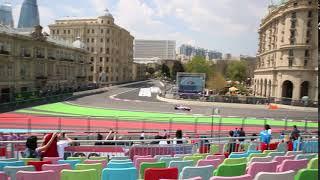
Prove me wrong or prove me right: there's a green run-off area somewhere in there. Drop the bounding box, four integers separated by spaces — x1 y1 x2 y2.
16 102 318 128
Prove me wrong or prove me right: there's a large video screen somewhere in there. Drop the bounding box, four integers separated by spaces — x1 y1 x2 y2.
177 73 205 93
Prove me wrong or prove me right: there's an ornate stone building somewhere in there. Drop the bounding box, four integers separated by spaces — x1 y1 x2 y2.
48 10 134 84
253 0 318 104
0 25 90 103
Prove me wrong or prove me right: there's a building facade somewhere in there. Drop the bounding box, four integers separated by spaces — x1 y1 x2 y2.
132 62 147 81
178 44 222 63
134 40 176 60
253 0 318 104
48 10 134 84
0 1 14 27
18 0 40 28
0 25 90 103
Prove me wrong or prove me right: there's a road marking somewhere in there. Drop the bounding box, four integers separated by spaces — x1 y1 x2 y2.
139 88 152 97
160 82 164 87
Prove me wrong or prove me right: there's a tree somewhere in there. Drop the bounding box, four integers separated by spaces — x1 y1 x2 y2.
185 56 214 77
146 67 155 75
161 64 170 78
171 61 185 79
226 61 248 82
207 72 227 91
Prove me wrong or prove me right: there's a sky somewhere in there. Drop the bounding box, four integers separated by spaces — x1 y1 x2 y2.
8 0 274 56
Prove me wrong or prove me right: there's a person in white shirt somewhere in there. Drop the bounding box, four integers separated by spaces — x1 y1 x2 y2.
57 133 73 159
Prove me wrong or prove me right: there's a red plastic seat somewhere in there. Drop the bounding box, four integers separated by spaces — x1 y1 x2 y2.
27 161 52 171
0 172 7 180
269 142 279 150
144 167 178 180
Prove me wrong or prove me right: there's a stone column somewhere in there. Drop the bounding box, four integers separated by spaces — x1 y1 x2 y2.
292 79 301 101
266 82 270 97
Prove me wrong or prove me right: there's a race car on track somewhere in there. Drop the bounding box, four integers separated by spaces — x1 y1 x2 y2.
174 105 191 111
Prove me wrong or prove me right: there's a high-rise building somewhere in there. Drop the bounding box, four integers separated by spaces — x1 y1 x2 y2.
207 50 222 60
253 0 318 104
0 1 14 27
134 40 176 60
179 44 194 57
178 44 222 62
49 10 134 84
18 0 40 28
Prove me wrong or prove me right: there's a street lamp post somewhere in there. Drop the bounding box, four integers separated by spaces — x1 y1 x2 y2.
211 106 214 138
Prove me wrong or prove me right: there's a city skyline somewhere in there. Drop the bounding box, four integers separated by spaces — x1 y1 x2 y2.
7 0 281 56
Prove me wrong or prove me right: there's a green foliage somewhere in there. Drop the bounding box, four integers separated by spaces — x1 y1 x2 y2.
161 64 170 78
207 72 227 91
185 56 214 77
146 67 155 75
171 61 185 78
226 61 248 82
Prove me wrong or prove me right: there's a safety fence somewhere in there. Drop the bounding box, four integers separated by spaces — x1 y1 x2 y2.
0 135 318 160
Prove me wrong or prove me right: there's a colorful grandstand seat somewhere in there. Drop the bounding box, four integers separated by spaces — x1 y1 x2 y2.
268 152 285 158
295 153 316 160
102 167 137 180
262 150 277 154
76 163 103 180
135 158 156 171
247 153 267 161
159 157 182 167
0 172 7 180
247 156 272 165
145 167 178 180
307 158 318 169
20 158 39 165
109 159 132 163
140 162 166 179
154 155 172 161
133 155 152 165
27 160 52 171
61 169 98 180
89 156 108 161
183 155 203 165
58 159 81 169
246 161 278 177
169 160 193 174
43 163 72 180
108 161 134 168
285 151 303 156
210 174 252 180
16 170 57 180
43 157 62 164
228 153 247 159
174 154 192 158
67 157 86 163
294 169 318 180
210 144 220 154
0 158 17 161
301 141 318 153
0 161 25 171
207 155 225 162
247 144 258 151
84 159 107 168
222 157 246 165
214 163 246 177
268 142 279 150
110 156 130 160
276 143 287 152
276 159 308 172
197 159 221 168
3 165 35 180
180 165 214 180
272 155 295 166
253 170 295 180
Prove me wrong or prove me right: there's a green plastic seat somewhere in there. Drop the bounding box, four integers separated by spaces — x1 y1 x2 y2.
75 163 103 180
222 157 247 165
89 156 108 162
61 169 98 180
247 153 267 161
263 150 277 154
183 156 203 165
294 169 318 180
159 157 182 167
67 157 86 163
194 153 210 159
307 158 318 169
19 158 39 166
139 161 166 179
109 159 131 163
214 163 247 177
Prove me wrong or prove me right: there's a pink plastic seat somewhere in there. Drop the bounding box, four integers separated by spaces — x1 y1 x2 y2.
276 159 308 172
43 157 63 164
210 174 252 180
197 159 221 168
16 170 58 180
207 155 225 161
0 172 7 180
160 177 202 180
272 155 294 166
43 163 71 180
133 155 152 165
135 158 156 171
84 159 107 168
246 161 278 177
253 170 295 180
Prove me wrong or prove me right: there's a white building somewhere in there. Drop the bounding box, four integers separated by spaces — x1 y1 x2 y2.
134 40 176 61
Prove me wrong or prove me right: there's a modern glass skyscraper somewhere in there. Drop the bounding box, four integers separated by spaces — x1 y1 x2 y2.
18 0 40 28
0 1 14 27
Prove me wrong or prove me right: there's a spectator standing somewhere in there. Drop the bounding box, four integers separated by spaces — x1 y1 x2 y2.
290 125 300 141
41 133 59 157
227 130 236 153
95 133 103 145
57 133 73 159
238 128 246 142
173 129 184 144
260 124 272 145
22 133 58 158
140 131 145 140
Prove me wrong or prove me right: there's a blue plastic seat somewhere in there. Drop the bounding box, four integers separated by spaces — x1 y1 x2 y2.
295 154 317 160
0 161 25 171
102 167 137 180
107 162 134 168
3 165 35 180
180 165 214 180
58 160 81 169
229 153 248 158
169 160 193 174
